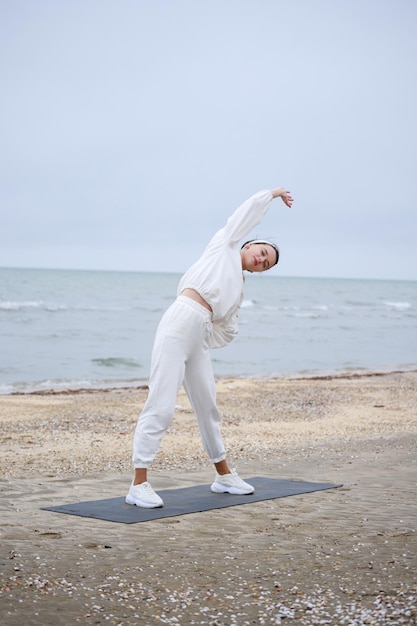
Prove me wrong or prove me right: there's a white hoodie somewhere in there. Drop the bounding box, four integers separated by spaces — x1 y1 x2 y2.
177 190 274 348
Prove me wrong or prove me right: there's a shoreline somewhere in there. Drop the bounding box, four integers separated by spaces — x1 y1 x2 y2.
4 366 417 397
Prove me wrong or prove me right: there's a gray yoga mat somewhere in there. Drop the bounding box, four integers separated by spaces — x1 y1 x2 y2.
42 477 342 524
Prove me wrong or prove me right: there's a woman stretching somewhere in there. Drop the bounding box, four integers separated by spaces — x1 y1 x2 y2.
127 185 294 508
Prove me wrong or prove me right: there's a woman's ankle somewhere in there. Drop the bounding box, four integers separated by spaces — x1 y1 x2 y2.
214 460 231 476
133 468 147 485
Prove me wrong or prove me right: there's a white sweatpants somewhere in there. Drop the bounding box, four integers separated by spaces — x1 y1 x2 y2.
132 296 227 468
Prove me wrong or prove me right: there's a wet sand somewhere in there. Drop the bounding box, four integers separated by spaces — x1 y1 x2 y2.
1 371 416 624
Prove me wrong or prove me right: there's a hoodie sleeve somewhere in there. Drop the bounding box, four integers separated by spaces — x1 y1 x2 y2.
223 190 274 245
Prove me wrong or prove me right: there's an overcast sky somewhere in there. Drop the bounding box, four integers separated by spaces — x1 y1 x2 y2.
1 0 416 280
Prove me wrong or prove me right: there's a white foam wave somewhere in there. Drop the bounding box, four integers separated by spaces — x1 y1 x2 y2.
0 377 142 395
384 301 411 310
0 300 129 313
241 299 255 308
0 300 69 312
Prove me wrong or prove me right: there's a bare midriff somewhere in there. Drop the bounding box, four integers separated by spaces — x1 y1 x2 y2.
180 288 213 313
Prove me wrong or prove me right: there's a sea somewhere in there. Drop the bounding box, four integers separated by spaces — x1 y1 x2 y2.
1 267 416 394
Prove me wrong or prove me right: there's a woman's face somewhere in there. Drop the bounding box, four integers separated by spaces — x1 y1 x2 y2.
241 242 277 272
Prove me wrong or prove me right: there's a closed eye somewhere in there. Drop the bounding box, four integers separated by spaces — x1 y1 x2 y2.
262 248 270 269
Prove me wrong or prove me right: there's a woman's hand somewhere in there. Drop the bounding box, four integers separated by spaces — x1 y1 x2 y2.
271 187 293 207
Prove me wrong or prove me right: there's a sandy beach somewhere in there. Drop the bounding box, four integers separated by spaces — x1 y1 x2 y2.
1 371 416 625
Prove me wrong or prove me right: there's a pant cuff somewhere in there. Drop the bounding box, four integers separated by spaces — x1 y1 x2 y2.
210 453 227 464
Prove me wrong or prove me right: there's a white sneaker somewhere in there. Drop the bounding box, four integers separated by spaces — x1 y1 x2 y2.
210 469 255 495
125 481 164 508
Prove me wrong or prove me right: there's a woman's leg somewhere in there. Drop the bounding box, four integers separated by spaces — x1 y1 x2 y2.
183 343 254 495
132 306 189 478
183 345 227 464
132 338 186 479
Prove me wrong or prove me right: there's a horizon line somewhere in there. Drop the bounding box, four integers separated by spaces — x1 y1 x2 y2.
0 265 416 283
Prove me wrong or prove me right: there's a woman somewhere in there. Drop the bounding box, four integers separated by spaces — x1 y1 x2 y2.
127 186 293 508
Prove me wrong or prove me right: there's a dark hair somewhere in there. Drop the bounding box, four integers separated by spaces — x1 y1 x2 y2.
241 239 279 267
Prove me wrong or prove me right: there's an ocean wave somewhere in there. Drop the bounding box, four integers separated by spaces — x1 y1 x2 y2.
0 300 66 312
0 377 143 395
241 299 255 308
91 357 141 369
345 299 378 307
0 378 93 395
0 300 130 313
384 301 411 310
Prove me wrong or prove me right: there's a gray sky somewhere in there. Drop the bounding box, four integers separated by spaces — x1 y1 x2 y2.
1 0 416 280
